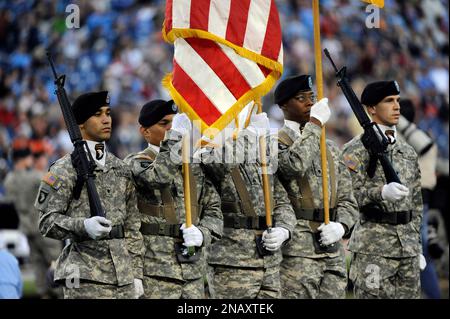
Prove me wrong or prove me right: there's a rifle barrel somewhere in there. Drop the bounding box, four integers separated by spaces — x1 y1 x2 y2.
324 48 339 73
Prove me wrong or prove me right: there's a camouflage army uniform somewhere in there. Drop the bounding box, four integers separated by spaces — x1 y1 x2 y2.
277 122 359 299
342 134 423 299
35 153 144 299
203 130 297 299
4 169 62 298
124 129 223 299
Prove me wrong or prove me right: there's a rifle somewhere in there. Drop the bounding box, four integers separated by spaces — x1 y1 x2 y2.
47 52 106 217
323 49 401 184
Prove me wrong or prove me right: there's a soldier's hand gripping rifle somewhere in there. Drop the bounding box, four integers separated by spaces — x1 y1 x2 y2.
323 49 401 184
47 52 106 217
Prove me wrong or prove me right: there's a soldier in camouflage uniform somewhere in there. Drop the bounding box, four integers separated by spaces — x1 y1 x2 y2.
124 100 223 299
198 110 297 299
342 81 424 299
35 91 144 299
274 75 359 299
4 139 62 298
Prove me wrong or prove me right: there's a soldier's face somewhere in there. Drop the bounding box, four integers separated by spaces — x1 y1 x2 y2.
281 90 316 125
141 114 174 146
80 106 112 142
368 95 401 126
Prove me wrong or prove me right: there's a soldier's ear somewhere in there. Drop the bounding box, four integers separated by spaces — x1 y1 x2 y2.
139 126 147 137
366 105 376 116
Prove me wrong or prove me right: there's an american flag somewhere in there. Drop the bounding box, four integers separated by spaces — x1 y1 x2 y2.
162 0 283 136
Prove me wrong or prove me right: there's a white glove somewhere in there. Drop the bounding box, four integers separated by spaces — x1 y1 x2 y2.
83 216 112 240
262 227 290 251
310 98 331 125
193 147 212 163
180 223 204 247
419 254 427 271
247 112 270 137
134 278 144 299
171 113 192 135
381 182 410 202
318 222 345 245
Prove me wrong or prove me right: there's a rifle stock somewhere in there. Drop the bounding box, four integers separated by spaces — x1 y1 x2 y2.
323 49 401 184
47 52 105 217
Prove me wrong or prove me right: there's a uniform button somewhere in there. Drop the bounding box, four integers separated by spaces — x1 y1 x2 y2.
107 189 111 193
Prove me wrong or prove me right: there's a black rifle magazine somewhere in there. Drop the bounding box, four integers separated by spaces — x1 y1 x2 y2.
313 232 339 254
255 234 274 257
174 242 201 263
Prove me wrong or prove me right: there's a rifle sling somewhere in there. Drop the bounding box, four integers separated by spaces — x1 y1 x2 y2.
139 147 199 224
230 167 258 218
367 154 378 178
278 129 337 221
72 173 84 200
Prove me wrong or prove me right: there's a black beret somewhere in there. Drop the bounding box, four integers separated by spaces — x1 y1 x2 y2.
361 81 400 107
11 137 31 160
72 91 110 124
274 75 313 105
138 99 178 127
12 148 31 160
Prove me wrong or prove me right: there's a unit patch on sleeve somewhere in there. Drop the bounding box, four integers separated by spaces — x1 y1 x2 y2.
344 154 360 172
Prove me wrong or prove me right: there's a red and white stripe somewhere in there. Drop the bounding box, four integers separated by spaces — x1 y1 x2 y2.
165 0 283 65
172 37 272 125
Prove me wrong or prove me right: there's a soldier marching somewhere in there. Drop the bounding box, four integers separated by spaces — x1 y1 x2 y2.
25 79 426 299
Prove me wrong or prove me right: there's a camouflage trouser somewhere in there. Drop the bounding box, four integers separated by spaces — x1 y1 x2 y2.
280 255 347 299
142 275 204 299
209 265 281 299
349 253 421 299
62 281 134 299
28 234 63 298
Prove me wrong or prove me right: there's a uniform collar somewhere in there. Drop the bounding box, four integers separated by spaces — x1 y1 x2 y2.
284 119 302 138
148 143 160 154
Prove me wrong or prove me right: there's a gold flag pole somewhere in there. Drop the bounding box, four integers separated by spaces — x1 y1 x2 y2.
313 0 330 224
182 132 195 255
254 98 273 229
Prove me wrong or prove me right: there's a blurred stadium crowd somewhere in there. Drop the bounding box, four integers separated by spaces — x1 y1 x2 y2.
0 0 448 298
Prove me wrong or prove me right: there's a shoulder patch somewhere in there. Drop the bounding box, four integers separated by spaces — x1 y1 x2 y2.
37 188 49 204
42 172 61 190
344 154 359 172
140 161 151 169
35 182 52 210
